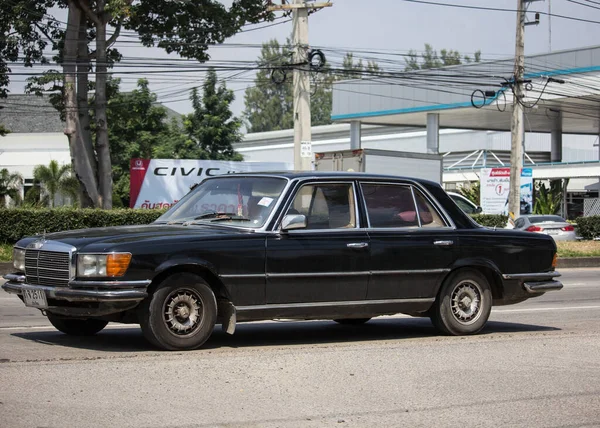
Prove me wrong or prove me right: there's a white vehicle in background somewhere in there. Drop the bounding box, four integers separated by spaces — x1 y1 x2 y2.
513 215 577 241
447 192 482 215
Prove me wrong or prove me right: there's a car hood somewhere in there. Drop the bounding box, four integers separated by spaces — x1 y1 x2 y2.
17 223 256 252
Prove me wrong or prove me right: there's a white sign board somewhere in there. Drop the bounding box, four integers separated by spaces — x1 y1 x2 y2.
130 159 293 208
480 167 533 215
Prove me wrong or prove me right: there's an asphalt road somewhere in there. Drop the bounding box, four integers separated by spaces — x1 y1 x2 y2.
1 269 599 428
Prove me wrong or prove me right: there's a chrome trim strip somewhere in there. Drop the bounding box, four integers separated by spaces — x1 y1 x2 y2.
371 268 450 275
219 273 266 279
523 280 563 293
222 269 449 279
502 272 561 280
268 271 369 278
3 274 151 289
3 273 25 282
237 297 435 312
1 282 147 302
70 279 151 288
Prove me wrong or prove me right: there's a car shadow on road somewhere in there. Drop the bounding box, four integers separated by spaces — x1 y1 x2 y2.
11 318 561 353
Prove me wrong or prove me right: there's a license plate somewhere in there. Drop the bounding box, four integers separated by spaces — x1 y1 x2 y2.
546 229 560 235
23 289 48 308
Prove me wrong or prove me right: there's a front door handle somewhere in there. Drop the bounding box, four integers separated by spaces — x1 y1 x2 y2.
434 240 454 246
347 242 369 249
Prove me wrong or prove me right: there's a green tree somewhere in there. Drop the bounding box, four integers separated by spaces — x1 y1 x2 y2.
458 181 480 205
534 180 568 215
105 78 174 206
405 44 482 70
243 39 295 133
32 160 74 207
243 41 378 133
185 69 243 161
4 0 271 209
0 168 23 207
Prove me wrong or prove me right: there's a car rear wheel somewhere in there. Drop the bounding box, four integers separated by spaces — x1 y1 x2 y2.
47 314 108 336
430 269 492 336
139 273 217 351
333 318 371 325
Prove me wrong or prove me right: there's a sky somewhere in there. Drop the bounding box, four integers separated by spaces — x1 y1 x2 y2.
8 0 600 118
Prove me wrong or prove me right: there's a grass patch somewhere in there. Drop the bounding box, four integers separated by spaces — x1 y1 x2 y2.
0 243 12 263
556 240 600 258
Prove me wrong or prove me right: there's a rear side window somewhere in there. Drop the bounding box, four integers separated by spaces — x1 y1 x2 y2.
361 183 449 228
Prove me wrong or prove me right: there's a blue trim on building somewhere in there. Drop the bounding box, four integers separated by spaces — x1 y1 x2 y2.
331 65 600 121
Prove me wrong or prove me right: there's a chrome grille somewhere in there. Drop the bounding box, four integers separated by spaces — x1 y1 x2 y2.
25 249 71 287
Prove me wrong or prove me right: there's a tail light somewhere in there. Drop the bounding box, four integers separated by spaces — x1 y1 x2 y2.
561 225 574 232
526 225 543 232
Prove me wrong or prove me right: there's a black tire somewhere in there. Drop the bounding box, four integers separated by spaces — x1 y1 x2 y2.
430 269 492 336
47 314 108 336
333 318 371 325
139 273 217 351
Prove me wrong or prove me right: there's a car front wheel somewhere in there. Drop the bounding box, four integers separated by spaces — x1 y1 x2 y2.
430 269 492 336
139 273 217 351
47 314 108 336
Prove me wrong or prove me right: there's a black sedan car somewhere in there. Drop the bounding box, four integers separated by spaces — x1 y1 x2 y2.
2 172 562 350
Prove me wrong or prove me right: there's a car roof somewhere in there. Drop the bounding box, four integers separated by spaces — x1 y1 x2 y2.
217 171 441 186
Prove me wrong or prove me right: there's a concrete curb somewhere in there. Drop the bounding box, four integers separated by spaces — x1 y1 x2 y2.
556 257 600 268
1 258 598 277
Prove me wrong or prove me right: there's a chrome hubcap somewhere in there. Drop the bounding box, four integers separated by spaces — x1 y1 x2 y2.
451 281 482 324
164 290 203 336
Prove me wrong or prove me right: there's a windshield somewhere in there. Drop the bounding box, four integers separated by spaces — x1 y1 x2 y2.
156 176 288 228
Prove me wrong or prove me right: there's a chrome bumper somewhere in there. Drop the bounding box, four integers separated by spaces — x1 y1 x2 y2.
502 271 563 294
2 273 150 303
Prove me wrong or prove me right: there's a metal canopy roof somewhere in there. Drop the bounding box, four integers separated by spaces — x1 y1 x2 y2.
331 46 600 135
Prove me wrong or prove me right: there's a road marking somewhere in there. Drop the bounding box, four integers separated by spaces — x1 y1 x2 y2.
493 305 600 313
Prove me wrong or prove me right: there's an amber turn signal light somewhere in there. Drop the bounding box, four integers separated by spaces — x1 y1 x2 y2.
552 253 558 269
106 253 132 277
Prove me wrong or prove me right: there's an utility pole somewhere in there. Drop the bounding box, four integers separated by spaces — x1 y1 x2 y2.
268 1 332 170
509 0 526 220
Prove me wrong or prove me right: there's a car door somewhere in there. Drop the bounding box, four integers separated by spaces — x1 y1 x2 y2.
265 181 370 304
361 182 456 300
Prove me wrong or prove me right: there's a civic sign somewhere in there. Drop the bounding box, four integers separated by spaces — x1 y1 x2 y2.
480 167 533 215
130 159 293 208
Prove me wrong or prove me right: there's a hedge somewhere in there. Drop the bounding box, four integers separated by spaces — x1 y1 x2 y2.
470 214 508 228
573 215 600 240
0 208 166 244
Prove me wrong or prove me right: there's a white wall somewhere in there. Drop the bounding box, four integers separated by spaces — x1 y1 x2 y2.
0 132 71 179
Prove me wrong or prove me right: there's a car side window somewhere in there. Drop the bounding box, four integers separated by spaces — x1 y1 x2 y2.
361 183 419 228
286 183 356 229
412 189 448 228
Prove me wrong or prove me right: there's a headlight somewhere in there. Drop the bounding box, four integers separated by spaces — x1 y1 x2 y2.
77 253 132 277
13 248 26 272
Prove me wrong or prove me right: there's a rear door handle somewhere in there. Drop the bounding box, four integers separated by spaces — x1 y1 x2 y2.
347 242 369 249
434 240 454 246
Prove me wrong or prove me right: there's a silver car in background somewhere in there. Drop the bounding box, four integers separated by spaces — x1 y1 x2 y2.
514 215 577 241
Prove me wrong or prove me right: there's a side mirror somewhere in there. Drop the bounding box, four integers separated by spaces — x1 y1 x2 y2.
281 214 307 231
475 206 483 214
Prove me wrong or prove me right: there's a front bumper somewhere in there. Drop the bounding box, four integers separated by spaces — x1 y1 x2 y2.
2 273 150 303
502 271 563 294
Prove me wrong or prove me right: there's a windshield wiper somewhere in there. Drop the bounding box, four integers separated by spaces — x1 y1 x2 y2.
183 212 251 224
193 211 240 220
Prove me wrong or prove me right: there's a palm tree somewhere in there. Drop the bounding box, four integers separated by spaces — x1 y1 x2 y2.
33 160 74 208
0 168 23 207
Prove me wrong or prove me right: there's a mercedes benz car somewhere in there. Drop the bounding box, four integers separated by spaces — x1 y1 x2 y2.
2 172 563 351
